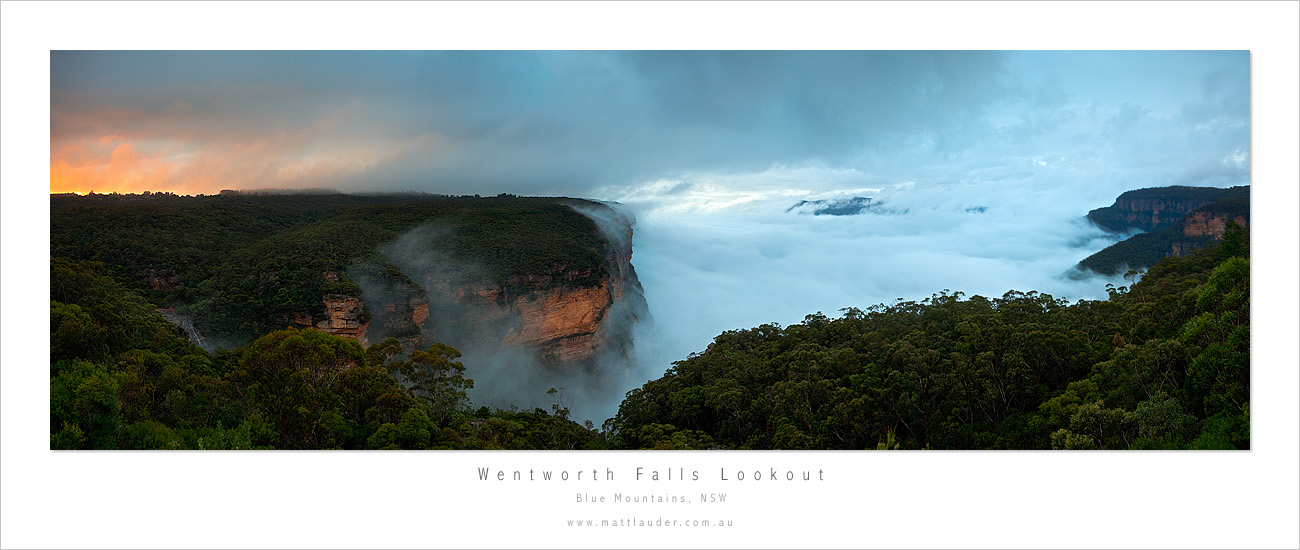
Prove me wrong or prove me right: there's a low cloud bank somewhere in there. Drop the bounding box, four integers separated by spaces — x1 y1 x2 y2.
605 170 1145 387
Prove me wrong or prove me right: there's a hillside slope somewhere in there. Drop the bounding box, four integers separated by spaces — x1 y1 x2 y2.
1079 186 1249 275
50 192 648 370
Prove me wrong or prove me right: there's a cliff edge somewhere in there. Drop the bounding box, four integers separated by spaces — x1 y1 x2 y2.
1079 186 1249 275
301 200 647 372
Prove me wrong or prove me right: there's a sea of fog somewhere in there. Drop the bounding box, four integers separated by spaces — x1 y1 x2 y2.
579 179 1134 424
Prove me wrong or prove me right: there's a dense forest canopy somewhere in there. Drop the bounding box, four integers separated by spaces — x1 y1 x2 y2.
49 187 1249 449
51 192 611 344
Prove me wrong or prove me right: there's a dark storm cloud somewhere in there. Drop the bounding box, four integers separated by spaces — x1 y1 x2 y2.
52 50 1030 195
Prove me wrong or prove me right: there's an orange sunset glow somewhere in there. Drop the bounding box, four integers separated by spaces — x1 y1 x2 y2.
50 129 420 196
51 135 192 195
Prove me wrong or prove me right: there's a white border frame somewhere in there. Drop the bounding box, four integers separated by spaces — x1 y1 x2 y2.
4 2 1297 548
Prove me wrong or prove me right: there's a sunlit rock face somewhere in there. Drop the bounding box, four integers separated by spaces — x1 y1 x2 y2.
383 265 635 365
503 283 610 362
301 201 647 378
1181 211 1249 238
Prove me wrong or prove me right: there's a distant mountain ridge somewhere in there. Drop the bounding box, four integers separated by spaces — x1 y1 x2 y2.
785 196 918 216
1079 185 1249 275
786 196 876 216
1086 185 1248 234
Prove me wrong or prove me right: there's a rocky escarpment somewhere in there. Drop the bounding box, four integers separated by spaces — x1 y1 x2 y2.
303 274 628 363
1086 185 1249 234
297 201 647 373
312 294 371 347
1170 205 1249 256
1181 209 1250 238
380 267 626 364
1079 187 1249 275
501 281 610 362
295 271 615 359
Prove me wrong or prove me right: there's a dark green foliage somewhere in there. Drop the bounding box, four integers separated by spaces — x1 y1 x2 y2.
50 260 237 449
385 343 473 424
50 360 121 449
612 422 720 450
1188 408 1249 450
49 259 607 450
368 407 436 450
1079 227 1209 276
232 327 366 449
52 193 613 344
461 408 607 450
1182 256 1250 420
1130 391 1201 449
51 259 199 361
609 227 1249 450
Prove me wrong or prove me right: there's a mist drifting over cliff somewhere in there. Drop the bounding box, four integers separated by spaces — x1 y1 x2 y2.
348 202 650 424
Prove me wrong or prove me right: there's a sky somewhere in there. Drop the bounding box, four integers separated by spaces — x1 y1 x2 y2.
49 50 1252 419
50 51 1249 199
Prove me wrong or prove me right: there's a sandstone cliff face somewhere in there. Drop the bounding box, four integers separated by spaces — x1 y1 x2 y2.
311 294 370 347
1170 212 1249 256
1182 212 1249 238
301 201 647 372
1087 186 1249 234
1108 198 1205 231
503 282 611 362
1091 196 1216 233
405 262 634 364
603 215 636 304
411 300 430 326
1078 186 1249 275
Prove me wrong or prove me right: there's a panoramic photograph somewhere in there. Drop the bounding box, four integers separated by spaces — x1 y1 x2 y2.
49 50 1250 451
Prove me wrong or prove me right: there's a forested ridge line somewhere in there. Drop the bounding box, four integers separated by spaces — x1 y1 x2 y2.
1079 185 1249 276
51 192 612 344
